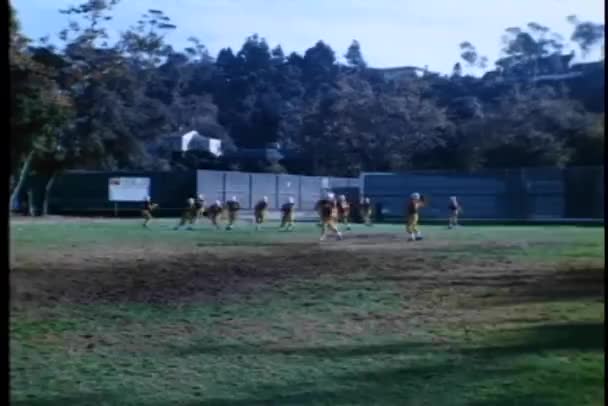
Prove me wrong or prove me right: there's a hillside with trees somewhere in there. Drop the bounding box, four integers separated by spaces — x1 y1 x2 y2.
10 0 605 207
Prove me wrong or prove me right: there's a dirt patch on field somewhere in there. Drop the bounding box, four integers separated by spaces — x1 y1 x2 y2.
11 233 603 312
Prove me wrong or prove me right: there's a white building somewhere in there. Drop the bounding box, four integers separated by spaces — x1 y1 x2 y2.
168 130 222 157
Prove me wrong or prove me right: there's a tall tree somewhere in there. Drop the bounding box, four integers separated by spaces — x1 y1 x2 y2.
345 40 367 69
10 6 72 210
567 15 605 58
459 41 488 70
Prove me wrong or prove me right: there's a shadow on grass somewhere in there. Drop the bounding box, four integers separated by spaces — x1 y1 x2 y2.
482 267 604 305
467 322 604 357
173 340 431 357
12 393 116 406
162 322 604 405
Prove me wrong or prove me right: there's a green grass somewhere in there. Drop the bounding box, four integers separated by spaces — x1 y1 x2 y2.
10 220 605 405
11 219 605 254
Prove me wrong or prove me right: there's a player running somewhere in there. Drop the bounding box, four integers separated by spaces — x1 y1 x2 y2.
315 192 343 241
280 196 296 231
141 196 158 228
360 197 373 226
225 196 240 230
254 196 269 230
194 194 206 224
448 196 462 229
174 197 197 230
337 194 351 230
406 192 426 241
205 200 223 229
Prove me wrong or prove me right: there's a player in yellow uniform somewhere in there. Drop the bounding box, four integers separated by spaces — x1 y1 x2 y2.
193 194 206 225
360 197 373 226
174 197 197 230
205 200 223 229
315 192 343 241
406 192 426 241
254 196 269 230
141 196 158 228
448 196 462 229
225 196 240 230
280 197 296 231
337 195 351 230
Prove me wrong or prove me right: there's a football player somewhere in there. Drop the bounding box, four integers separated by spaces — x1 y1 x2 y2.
448 196 462 229
280 197 296 231
174 197 197 230
254 196 269 230
206 200 223 229
193 194 206 224
141 196 158 228
406 192 426 241
337 194 351 230
360 197 373 226
315 192 343 241
225 196 240 230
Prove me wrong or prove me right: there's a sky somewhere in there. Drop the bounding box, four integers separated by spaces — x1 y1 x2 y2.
12 0 605 75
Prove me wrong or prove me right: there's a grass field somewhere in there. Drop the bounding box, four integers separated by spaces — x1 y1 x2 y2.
10 218 605 405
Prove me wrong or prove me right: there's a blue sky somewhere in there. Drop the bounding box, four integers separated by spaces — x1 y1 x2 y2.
13 0 605 74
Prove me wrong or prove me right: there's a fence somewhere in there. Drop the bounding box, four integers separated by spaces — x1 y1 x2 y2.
17 166 603 220
196 170 359 210
361 166 604 220
18 170 359 216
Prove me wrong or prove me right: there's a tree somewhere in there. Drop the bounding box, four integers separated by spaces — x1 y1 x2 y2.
271 45 285 66
302 41 338 92
451 62 463 78
345 40 367 69
10 6 72 211
459 42 488 70
567 15 605 58
496 23 565 79
482 85 585 168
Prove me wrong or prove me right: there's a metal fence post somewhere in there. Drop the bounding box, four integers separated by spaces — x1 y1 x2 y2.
275 175 280 209
298 176 303 210
520 168 528 219
248 174 253 209
222 172 227 202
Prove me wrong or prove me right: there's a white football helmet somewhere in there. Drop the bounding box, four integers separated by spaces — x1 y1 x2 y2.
288 196 295 204
411 192 420 200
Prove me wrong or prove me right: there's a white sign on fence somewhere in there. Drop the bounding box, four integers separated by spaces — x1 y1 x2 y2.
108 177 150 202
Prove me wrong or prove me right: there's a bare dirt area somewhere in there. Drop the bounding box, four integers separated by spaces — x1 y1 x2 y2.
11 235 603 316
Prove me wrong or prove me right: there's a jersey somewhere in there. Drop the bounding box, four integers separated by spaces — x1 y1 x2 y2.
207 204 222 217
226 201 240 212
195 198 205 210
407 200 422 215
281 202 295 214
448 202 460 212
337 201 350 216
315 199 335 219
254 200 268 213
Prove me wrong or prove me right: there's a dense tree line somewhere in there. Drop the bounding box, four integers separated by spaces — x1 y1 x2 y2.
10 0 604 211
